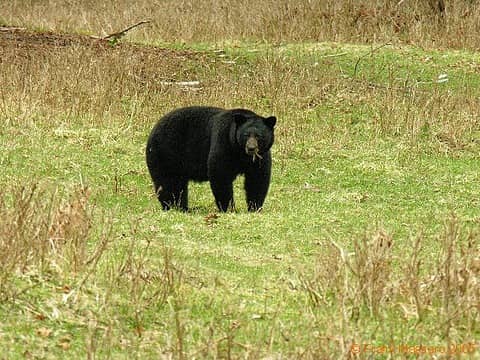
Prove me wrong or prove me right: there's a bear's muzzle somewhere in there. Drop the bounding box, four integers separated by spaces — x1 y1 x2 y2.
245 136 263 161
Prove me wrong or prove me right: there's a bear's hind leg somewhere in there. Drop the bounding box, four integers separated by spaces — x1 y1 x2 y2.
154 176 188 211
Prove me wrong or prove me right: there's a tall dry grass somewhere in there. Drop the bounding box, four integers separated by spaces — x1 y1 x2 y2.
0 182 186 357
0 184 111 299
0 35 203 127
1 0 480 49
300 216 480 357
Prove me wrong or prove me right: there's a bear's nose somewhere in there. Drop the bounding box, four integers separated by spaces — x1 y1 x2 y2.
245 137 258 154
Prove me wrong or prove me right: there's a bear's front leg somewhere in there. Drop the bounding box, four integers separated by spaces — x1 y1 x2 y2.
245 155 271 212
210 178 235 212
208 160 236 212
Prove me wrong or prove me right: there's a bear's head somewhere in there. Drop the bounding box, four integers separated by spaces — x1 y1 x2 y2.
231 109 276 161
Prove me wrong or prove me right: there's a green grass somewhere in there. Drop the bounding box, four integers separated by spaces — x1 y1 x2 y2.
0 33 479 358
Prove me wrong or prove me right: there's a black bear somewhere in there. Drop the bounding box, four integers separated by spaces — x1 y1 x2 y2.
146 106 276 212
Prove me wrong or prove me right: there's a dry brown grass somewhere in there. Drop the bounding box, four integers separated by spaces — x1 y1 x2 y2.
300 217 479 356
0 182 188 357
0 184 100 298
2 0 480 49
0 29 206 128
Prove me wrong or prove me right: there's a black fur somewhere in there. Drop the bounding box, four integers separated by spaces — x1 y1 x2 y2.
146 106 276 212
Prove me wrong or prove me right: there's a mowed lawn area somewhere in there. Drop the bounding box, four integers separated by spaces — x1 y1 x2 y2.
0 1 479 358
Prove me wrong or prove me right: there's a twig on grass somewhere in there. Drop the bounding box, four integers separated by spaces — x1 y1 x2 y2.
100 20 151 42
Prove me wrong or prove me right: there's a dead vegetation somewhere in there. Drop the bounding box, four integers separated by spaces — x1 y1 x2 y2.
300 217 480 357
0 27 209 129
0 182 188 357
0 184 99 298
1 0 480 49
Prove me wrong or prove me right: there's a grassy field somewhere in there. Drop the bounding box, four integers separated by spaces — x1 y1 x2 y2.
1 1 480 359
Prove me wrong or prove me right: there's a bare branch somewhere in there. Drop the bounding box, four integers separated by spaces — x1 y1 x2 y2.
101 20 151 41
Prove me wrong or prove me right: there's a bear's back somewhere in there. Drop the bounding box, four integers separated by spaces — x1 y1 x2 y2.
147 106 227 181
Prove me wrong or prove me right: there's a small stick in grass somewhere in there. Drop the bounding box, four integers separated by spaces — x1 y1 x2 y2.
101 20 151 42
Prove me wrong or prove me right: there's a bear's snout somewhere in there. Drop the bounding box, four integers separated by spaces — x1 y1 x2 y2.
245 136 258 155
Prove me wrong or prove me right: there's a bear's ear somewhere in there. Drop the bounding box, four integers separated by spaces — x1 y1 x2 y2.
264 116 276 129
233 113 247 126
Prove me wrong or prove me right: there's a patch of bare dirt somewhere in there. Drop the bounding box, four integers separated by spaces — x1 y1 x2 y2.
0 26 201 60
0 26 213 90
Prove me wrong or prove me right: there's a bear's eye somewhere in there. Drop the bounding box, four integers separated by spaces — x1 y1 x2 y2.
250 132 262 139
